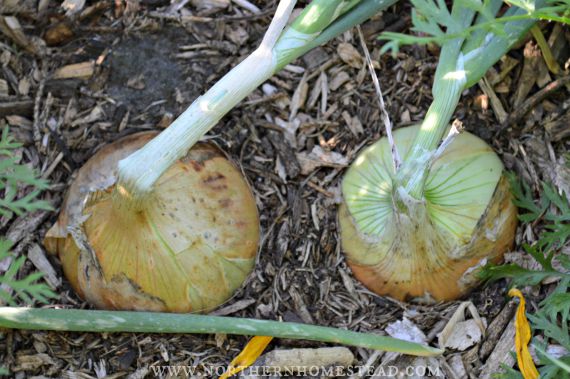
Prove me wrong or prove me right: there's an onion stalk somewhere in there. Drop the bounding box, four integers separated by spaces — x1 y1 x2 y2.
0 307 443 356
340 0 547 302
116 0 398 205
44 0 398 314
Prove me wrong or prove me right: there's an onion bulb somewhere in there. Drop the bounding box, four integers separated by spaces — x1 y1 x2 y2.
339 125 517 302
45 132 259 313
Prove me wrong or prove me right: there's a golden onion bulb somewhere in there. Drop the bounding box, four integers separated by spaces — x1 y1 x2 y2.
45 132 259 313
339 125 517 302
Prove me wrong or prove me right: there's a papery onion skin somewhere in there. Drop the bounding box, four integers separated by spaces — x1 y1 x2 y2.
45 132 259 313
339 125 518 302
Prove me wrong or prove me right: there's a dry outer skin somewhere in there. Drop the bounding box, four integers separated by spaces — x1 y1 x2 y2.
45 132 259 313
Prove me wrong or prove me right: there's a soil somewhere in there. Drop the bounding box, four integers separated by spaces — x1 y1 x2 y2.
1 1 569 378
107 28 199 113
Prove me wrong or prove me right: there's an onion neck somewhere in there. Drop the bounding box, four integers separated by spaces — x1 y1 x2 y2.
113 0 397 206
113 0 298 205
115 48 276 206
395 79 464 201
389 3 478 203
393 15 472 201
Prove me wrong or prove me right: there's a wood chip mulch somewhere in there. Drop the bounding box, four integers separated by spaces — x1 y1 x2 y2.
1 0 569 378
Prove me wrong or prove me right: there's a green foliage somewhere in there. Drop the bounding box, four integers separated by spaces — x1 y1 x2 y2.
540 284 570 323
541 183 570 250
504 172 570 251
529 308 569 349
481 173 570 378
380 0 570 54
480 244 569 286
0 128 51 218
494 364 524 379
505 171 548 222
0 239 56 305
0 128 55 305
534 344 570 377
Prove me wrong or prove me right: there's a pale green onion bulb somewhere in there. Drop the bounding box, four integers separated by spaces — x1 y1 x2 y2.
339 125 517 302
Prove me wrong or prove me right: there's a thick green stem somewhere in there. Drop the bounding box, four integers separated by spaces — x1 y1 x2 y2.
115 0 297 204
407 79 464 157
275 0 397 71
345 1 546 218
115 47 277 206
397 6 475 200
462 2 546 88
395 1 543 201
399 80 464 199
0 307 443 356
116 0 395 203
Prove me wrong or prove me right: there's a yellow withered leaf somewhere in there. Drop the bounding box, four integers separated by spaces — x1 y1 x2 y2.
509 288 539 379
220 336 273 379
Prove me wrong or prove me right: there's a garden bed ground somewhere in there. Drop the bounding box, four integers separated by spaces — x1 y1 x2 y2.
1 0 569 378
